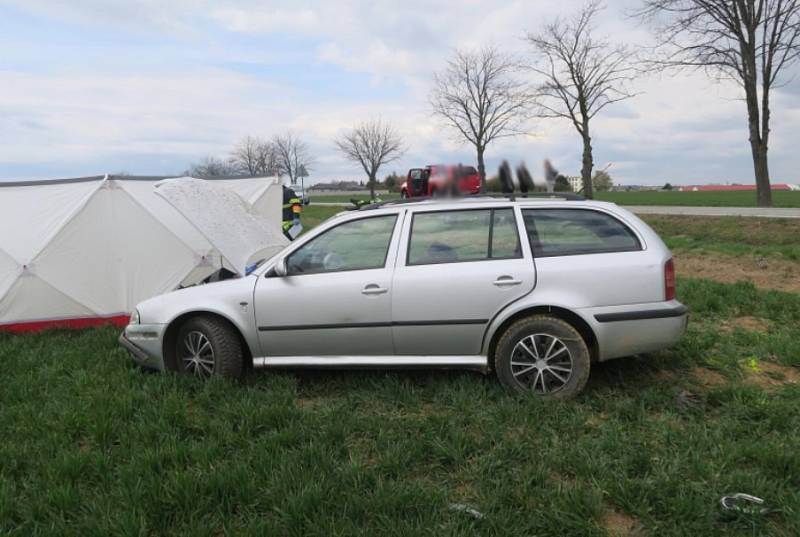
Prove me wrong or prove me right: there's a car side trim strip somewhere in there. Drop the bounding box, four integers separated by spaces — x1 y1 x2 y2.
594 304 688 323
393 319 488 326
252 355 487 370
257 319 488 331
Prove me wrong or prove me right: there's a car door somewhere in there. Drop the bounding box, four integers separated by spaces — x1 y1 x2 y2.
254 212 402 357
391 206 536 355
520 208 659 305
408 168 425 197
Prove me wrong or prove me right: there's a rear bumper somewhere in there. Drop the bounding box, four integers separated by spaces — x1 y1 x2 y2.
118 323 167 371
581 300 689 361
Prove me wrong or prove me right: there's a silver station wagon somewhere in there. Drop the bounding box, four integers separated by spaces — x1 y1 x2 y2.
120 197 687 398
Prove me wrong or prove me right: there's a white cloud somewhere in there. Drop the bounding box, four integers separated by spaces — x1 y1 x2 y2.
211 6 320 34
1 0 798 184
317 40 412 85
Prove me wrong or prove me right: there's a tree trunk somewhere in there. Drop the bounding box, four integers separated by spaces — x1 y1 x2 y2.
369 172 376 200
580 131 594 200
476 146 486 193
751 143 771 207
744 90 772 207
740 36 772 207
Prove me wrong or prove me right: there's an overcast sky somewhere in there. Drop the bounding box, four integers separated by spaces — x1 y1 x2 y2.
1 0 798 185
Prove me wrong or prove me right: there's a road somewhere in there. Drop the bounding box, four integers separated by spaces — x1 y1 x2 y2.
312 200 800 218
624 206 800 219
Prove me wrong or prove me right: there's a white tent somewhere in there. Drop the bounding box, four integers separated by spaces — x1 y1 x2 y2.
0 175 285 332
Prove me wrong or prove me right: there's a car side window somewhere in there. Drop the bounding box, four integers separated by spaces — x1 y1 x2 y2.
522 209 641 257
286 215 397 275
407 208 521 265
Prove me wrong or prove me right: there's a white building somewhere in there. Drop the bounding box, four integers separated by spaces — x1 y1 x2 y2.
566 176 583 193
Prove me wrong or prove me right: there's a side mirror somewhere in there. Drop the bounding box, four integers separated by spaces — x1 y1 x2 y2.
273 257 288 277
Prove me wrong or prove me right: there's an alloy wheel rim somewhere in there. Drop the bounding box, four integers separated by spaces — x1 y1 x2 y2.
181 331 215 379
510 333 573 394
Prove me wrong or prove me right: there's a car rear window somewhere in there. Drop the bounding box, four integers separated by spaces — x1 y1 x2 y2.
522 209 641 257
408 208 521 265
459 166 478 176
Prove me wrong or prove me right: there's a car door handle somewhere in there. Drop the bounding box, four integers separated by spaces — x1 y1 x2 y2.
362 284 388 295
493 276 522 286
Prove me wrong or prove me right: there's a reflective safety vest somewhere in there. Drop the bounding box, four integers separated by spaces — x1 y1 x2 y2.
282 187 302 230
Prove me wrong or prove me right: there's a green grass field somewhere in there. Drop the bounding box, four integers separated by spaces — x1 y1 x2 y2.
308 193 401 204
596 190 800 208
2 212 800 535
642 214 800 261
310 189 800 207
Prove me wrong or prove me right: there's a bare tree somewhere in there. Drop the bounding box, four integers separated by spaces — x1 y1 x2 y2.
187 156 238 177
273 132 313 184
231 136 263 175
527 1 637 199
636 0 800 207
334 119 406 200
230 136 281 176
258 141 281 176
430 46 532 191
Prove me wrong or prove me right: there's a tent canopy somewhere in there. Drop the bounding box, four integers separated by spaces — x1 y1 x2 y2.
155 177 287 276
0 175 284 331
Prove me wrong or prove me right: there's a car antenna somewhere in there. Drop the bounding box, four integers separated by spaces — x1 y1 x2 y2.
499 160 515 201
516 163 534 198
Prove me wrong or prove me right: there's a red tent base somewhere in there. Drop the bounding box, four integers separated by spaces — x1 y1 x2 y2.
0 315 129 333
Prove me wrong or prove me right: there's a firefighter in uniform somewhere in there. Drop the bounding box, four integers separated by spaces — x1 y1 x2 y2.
282 185 303 240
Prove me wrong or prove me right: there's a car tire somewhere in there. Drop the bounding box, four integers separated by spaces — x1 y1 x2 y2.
494 315 590 399
175 315 243 380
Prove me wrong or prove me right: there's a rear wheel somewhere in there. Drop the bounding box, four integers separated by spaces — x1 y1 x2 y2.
176 316 243 380
494 315 590 399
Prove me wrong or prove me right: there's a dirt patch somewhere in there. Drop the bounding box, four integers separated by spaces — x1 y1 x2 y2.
584 412 610 427
745 361 800 389
719 316 772 334
451 481 479 501
295 397 324 409
600 509 642 536
674 251 800 293
653 369 678 382
691 367 727 387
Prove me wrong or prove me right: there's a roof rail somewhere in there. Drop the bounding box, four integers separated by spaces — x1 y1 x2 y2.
478 192 586 201
357 197 433 210
357 191 585 210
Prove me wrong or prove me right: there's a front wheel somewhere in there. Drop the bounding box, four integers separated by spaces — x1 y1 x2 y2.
176 316 244 380
494 315 590 399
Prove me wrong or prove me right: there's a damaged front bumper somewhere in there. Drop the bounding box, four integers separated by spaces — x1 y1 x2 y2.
119 324 167 371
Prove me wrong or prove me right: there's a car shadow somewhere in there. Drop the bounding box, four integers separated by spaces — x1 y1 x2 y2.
240 354 679 397
585 352 687 394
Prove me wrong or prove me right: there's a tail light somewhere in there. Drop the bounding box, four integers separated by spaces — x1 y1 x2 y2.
664 258 676 301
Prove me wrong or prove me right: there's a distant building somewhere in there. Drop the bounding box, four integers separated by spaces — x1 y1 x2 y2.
566 176 583 192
